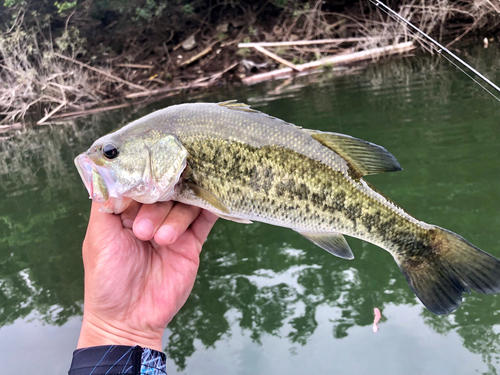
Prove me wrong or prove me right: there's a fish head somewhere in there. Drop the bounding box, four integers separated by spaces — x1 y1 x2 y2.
75 128 189 214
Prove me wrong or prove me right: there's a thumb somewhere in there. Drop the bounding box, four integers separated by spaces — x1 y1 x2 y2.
84 202 124 254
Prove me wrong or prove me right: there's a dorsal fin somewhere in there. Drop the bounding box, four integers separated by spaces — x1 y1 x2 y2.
217 100 303 130
309 131 402 178
218 100 258 113
216 101 401 178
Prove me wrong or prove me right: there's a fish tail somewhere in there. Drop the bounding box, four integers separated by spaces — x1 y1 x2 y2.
395 227 500 315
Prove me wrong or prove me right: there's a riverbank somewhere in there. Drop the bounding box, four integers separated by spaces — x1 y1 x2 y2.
1 0 499 126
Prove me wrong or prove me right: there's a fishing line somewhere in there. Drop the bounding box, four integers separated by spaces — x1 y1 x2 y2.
439 52 500 101
368 0 500 102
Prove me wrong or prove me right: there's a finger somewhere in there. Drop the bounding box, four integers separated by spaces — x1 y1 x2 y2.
87 201 122 235
189 210 218 247
154 203 201 246
166 210 217 259
133 201 174 241
120 201 142 229
83 202 124 259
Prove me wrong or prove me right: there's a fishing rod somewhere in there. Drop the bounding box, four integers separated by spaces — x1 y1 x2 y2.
368 0 500 102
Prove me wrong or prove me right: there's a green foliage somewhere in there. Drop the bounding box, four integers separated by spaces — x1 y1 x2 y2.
322 61 334 70
236 47 250 57
276 46 286 56
237 37 251 57
134 0 166 22
272 0 291 8
54 1 77 13
3 0 24 7
54 26 86 56
182 3 194 14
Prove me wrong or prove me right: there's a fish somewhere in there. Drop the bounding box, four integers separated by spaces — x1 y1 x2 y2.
75 100 500 315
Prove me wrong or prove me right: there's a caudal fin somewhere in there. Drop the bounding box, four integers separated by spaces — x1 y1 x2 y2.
395 227 500 315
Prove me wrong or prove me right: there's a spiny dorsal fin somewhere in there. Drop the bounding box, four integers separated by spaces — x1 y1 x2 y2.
218 100 258 113
186 181 230 214
217 101 303 130
309 131 402 178
297 231 354 260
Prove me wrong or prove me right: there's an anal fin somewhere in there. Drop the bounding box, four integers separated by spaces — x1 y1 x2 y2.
297 231 354 260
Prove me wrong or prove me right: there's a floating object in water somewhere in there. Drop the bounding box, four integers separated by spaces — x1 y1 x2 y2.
373 308 382 332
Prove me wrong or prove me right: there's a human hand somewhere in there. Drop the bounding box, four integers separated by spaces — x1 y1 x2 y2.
77 201 218 351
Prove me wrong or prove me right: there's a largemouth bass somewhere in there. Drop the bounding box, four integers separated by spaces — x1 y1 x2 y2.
75 101 500 315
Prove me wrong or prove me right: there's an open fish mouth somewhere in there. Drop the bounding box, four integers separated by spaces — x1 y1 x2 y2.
74 153 134 214
74 153 95 199
74 153 116 203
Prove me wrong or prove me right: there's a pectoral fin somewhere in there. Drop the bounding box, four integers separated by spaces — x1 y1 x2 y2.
186 181 230 214
309 131 402 178
297 231 354 260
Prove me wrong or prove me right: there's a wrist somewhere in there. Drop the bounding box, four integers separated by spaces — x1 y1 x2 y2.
77 313 163 351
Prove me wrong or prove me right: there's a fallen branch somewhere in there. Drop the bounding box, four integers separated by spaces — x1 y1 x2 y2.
180 45 213 67
238 37 375 48
53 52 149 92
115 63 154 69
0 123 23 133
253 46 303 72
445 18 481 47
51 102 134 119
125 61 238 100
125 86 179 99
242 42 415 85
37 100 67 125
207 62 239 82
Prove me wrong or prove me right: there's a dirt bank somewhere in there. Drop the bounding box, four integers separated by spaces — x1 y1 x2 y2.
0 0 499 126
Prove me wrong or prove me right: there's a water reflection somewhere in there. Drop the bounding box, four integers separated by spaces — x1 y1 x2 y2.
0 46 499 374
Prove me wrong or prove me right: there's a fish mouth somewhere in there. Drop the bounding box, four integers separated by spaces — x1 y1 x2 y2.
74 153 133 214
75 153 95 199
74 153 116 202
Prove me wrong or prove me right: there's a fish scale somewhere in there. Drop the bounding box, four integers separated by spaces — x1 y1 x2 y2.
75 101 500 315
179 137 425 243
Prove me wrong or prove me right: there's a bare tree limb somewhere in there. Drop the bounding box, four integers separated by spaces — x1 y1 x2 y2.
253 46 303 71
53 53 149 92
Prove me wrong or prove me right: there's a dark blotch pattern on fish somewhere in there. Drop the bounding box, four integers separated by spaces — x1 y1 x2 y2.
181 137 431 257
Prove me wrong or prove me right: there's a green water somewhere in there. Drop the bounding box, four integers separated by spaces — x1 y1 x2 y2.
1 46 500 374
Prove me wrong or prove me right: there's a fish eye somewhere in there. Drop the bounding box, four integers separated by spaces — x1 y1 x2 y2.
102 143 119 159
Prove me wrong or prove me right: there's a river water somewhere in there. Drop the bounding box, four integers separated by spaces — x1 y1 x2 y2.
1 45 499 374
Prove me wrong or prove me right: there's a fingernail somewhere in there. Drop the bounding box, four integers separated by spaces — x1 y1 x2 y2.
134 218 154 240
156 225 175 244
